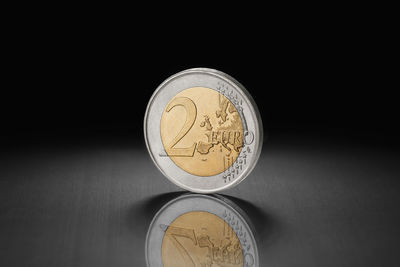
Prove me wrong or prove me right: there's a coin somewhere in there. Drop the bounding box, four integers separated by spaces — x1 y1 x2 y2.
145 194 259 267
144 68 263 193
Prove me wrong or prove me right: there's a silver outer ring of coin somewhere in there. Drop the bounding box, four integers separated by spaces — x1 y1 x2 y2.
144 68 263 193
145 194 259 267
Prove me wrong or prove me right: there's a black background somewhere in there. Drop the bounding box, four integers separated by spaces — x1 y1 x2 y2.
1 8 399 267
1 13 397 144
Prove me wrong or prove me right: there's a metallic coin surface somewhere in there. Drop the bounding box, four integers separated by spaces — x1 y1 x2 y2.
145 194 259 267
144 68 263 193
160 87 244 176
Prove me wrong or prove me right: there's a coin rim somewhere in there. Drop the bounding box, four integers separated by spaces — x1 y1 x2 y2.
144 68 263 193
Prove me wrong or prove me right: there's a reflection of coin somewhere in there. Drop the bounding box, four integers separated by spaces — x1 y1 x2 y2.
145 194 259 267
162 211 243 266
144 68 263 193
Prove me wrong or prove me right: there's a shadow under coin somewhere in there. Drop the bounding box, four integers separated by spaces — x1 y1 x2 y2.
144 193 262 267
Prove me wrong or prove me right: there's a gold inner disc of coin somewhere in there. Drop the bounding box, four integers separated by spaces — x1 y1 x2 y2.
160 87 244 176
161 211 243 267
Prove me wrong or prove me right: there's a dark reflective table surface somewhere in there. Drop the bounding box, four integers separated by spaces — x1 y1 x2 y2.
1 132 399 266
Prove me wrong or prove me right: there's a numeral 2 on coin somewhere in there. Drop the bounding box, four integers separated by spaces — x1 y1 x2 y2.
165 97 197 157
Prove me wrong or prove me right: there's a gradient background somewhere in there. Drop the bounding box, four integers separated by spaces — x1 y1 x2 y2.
1 10 399 267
